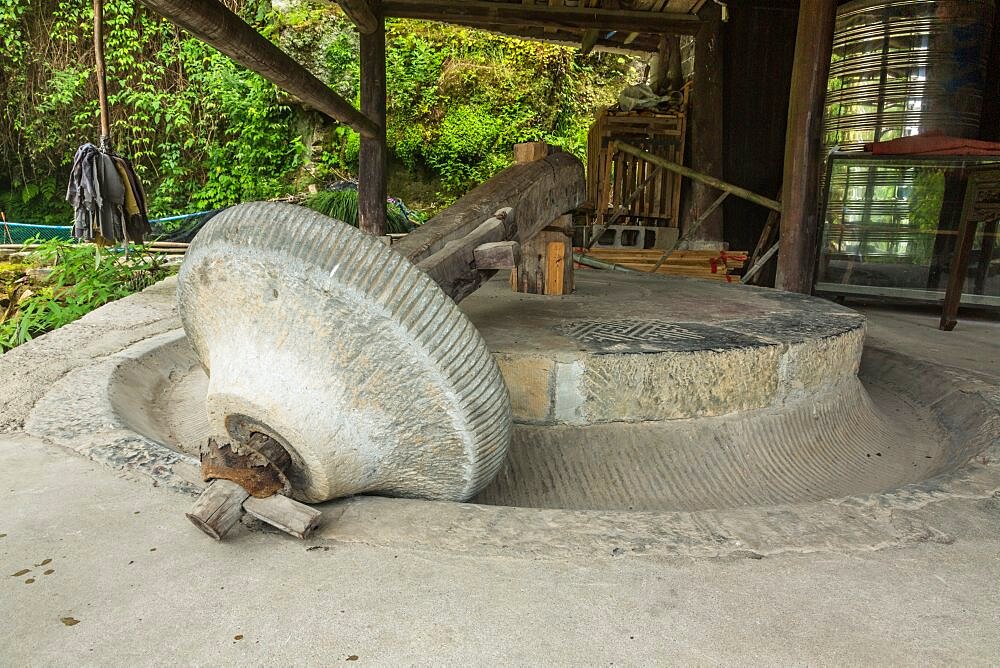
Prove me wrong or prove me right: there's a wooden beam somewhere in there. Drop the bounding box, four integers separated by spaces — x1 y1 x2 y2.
381 0 701 35
139 0 379 138
395 152 585 264
418 20 660 53
649 34 681 96
776 0 836 294
683 0 725 245
474 240 521 269
337 0 379 34
358 12 387 235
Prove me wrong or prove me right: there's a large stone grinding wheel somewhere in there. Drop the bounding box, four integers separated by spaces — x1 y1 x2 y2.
177 201 512 504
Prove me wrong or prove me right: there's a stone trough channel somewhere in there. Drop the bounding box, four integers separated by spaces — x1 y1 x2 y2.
9 270 1000 558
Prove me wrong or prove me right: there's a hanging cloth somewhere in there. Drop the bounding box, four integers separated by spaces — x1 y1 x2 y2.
112 155 151 242
65 143 129 244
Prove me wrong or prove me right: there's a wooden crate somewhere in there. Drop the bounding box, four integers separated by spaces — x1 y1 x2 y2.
586 96 688 234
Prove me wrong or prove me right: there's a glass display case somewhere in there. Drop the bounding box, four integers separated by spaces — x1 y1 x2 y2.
815 152 1000 309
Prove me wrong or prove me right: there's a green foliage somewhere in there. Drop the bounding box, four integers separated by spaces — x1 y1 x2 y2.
381 20 631 194
0 238 174 351
2 0 634 221
1 0 303 222
305 189 415 234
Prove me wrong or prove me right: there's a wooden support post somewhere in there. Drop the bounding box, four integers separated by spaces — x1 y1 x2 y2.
513 214 573 295
776 0 836 294
684 1 725 246
140 0 378 138
580 29 600 56
649 35 681 96
358 10 387 236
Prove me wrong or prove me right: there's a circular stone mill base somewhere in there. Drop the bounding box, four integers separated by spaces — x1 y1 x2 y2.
17 270 1000 557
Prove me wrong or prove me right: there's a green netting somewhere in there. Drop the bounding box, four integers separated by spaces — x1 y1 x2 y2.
1 222 74 245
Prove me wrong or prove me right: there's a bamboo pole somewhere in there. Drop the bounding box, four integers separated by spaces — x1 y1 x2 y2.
93 0 111 149
612 141 781 212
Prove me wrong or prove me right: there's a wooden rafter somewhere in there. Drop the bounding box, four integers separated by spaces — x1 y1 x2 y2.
337 0 380 35
140 0 379 138
381 0 701 35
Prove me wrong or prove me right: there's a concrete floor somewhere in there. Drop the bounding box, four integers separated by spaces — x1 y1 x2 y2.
2 304 999 664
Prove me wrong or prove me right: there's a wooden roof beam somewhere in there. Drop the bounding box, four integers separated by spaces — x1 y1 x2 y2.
337 0 380 35
381 0 702 36
140 0 379 138
470 22 661 53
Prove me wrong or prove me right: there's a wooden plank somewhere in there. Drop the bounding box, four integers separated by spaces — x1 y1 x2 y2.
594 147 615 233
243 494 322 539
545 240 566 295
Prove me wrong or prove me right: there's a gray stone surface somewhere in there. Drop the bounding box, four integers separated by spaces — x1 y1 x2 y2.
11 269 996 520
0 278 998 663
1 429 1000 664
0 278 179 434
465 272 865 424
